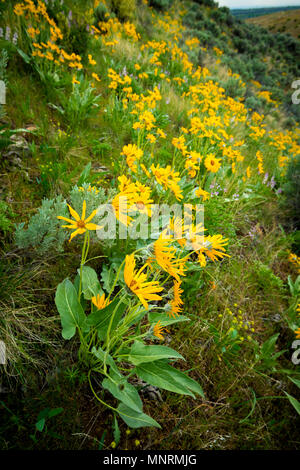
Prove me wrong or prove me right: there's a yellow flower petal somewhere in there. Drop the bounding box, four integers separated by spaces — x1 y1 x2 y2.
81 200 86 221
85 223 102 231
69 228 86 242
85 208 98 223
67 204 80 222
57 216 76 224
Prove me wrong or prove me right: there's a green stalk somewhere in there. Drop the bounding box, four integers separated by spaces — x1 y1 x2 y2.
78 231 89 301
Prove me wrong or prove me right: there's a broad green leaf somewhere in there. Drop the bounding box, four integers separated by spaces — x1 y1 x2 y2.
284 392 300 415
74 273 80 294
148 312 190 327
102 373 143 414
117 403 161 429
135 361 195 397
78 265 102 300
87 297 126 341
288 376 300 389
128 341 185 366
135 360 204 398
55 278 86 339
164 364 205 398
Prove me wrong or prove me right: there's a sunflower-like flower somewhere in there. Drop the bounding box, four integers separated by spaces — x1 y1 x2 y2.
196 187 210 201
168 217 186 248
295 328 300 339
124 253 163 310
112 193 133 227
121 144 143 173
57 200 102 242
196 234 229 266
204 154 221 173
153 320 167 340
185 151 202 178
185 222 206 252
168 280 184 318
203 235 229 262
91 293 111 310
154 231 187 281
112 176 153 226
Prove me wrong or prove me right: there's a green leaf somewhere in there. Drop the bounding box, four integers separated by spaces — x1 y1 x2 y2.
288 376 300 389
48 408 63 419
35 418 45 432
102 372 143 414
261 333 279 356
113 416 121 446
284 392 300 415
117 403 161 429
101 264 115 292
135 360 204 398
35 407 63 432
78 266 102 300
167 365 205 398
78 162 91 186
55 278 86 340
288 276 296 297
91 346 121 376
36 408 51 420
17 48 31 64
230 329 238 340
87 297 126 341
135 361 193 397
98 430 107 450
128 341 185 366
148 312 190 327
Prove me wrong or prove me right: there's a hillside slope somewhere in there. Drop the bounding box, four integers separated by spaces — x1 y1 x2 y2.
0 0 300 451
247 8 300 39
232 6 300 21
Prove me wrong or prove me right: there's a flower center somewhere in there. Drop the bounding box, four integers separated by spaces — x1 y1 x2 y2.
77 220 86 228
136 201 145 210
130 279 137 289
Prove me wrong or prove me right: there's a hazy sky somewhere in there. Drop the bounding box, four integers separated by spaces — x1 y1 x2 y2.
218 0 300 8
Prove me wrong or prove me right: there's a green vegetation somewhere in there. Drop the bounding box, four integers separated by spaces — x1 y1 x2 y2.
0 0 299 451
181 0 300 124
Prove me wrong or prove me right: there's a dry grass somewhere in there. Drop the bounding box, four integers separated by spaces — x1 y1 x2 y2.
247 9 300 39
0 253 61 382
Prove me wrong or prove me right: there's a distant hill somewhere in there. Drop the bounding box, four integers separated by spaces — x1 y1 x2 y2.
246 8 300 39
232 6 300 20
181 0 300 123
